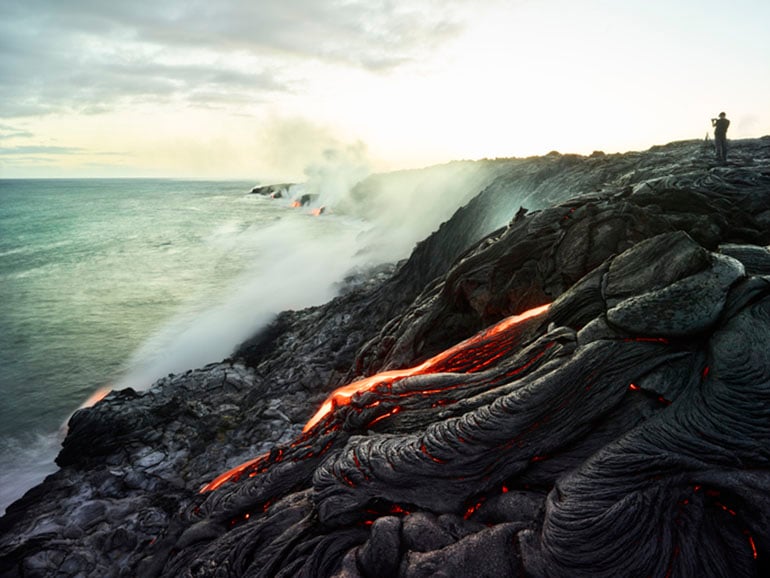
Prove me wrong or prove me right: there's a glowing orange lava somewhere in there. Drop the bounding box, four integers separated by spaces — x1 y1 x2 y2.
200 303 551 493
303 303 551 432
78 386 112 410
747 533 758 559
201 453 269 492
59 386 114 437
463 498 485 519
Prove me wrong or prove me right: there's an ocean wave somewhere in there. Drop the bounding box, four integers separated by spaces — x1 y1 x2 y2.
0 433 60 516
0 239 74 259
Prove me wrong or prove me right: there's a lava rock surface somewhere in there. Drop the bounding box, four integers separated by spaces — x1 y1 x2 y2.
2 138 770 577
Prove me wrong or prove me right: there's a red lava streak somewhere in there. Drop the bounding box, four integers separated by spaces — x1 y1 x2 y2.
303 303 551 432
464 498 486 520
200 303 551 493
745 532 758 559
200 454 269 492
421 443 446 464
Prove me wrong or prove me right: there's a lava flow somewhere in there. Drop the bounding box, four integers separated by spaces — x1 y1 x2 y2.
303 303 551 431
78 386 112 410
60 385 113 437
200 303 550 493
199 454 269 493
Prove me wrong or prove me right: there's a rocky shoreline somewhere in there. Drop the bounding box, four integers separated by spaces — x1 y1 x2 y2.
2 138 770 576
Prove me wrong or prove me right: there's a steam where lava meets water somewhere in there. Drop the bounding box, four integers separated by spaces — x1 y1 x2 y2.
3 137 770 577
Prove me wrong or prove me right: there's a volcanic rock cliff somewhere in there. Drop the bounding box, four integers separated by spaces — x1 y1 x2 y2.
3 138 770 577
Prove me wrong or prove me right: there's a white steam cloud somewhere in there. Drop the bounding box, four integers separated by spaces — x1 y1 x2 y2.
114 140 500 392
114 215 367 390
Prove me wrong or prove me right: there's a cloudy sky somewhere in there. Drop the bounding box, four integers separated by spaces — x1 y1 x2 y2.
1 0 769 179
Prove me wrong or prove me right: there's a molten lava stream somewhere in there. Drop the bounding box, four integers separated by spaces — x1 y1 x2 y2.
200 454 269 493
303 303 550 431
200 303 550 493
78 386 112 409
60 385 113 436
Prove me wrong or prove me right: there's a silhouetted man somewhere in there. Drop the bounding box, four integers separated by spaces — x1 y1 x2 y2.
711 112 730 163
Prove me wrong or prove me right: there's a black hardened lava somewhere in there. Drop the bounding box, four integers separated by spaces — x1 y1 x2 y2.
3 139 770 577
161 158 770 576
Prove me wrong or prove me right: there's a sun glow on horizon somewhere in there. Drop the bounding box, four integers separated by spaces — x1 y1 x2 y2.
2 0 769 179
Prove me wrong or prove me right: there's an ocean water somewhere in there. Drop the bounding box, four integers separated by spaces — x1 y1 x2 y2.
0 178 369 514
0 167 498 515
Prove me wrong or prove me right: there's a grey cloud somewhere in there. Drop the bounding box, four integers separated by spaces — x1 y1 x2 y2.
0 19 290 118
0 124 34 140
0 146 84 156
32 0 464 64
0 0 469 118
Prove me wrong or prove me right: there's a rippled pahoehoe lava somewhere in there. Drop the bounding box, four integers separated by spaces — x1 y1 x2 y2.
200 303 552 494
170 201 770 576
195 304 550 493
4 139 770 578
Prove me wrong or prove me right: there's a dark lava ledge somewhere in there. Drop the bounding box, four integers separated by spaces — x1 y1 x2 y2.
3 138 770 577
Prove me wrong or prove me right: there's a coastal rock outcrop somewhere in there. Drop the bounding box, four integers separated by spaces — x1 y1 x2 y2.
249 183 294 198
2 138 770 577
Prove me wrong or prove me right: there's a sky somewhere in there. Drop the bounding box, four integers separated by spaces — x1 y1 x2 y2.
1 0 769 180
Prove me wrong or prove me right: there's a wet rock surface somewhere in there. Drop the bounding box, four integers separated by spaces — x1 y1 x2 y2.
249 183 294 198
2 138 770 576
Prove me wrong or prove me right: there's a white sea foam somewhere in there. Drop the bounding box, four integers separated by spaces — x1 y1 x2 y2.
0 239 74 259
0 434 60 516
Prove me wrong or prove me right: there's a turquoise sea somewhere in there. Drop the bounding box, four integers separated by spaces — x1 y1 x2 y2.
0 169 493 515
0 178 369 514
